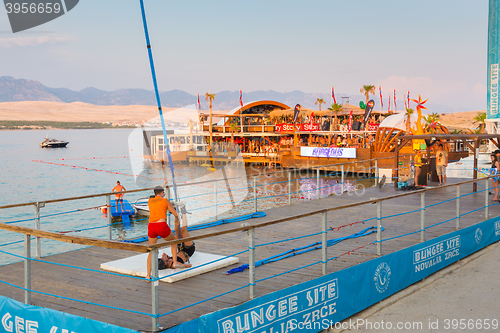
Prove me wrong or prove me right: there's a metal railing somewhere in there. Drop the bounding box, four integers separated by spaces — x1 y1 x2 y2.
0 172 496 331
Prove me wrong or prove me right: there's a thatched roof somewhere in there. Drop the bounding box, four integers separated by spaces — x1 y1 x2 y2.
268 107 315 120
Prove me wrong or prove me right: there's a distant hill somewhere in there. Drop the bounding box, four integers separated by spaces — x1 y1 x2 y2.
0 76 465 113
0 76 358 110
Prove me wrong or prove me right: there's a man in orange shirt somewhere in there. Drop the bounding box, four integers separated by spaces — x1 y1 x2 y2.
146 185 182 279
112 181 126 211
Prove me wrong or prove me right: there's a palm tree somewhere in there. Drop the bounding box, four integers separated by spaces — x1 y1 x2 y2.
404 108 414 134
473 112 487 133
328 103 343 130
360 85 376 104
205 92 216 143
229 121 238 143
428 112 440 122
315 98 325 112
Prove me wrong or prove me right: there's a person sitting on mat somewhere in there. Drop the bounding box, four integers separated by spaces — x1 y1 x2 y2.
147 185 183 279
158 203 196 270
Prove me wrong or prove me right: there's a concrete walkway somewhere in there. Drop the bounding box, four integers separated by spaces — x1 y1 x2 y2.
329 240 500 332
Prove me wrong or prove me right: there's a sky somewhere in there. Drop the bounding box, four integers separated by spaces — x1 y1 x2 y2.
0 0 490 111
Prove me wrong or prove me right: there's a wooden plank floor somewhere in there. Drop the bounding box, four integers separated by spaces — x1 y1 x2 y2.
0 178 496 332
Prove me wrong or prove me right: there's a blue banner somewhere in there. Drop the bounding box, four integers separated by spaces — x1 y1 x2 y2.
165 217 500 333
488 0 500 119
0 296 138 333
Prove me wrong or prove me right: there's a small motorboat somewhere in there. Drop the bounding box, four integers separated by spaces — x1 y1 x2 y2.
132 197 151 216
40 137 69 148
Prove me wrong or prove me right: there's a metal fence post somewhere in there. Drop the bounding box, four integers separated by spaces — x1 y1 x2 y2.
420 192 425 242
374 160 378 186
485 178 489 220
377 201 382 255
214 181 218 220
106 195 112 240
322 211 327 275
151 248 159 332
24 234 31 305
341 165 345 194
253 177 257 212
34 202 41 259
288 171 292 205
248 228 255 299
316 168 320 199
456 185 460 230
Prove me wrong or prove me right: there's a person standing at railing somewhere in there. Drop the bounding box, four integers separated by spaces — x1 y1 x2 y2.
435 143 448 185
490 154 500 202
111 181 126 212
146 185 183 279
414 150 422 187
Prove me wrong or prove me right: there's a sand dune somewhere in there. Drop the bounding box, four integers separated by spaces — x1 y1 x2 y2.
0 101 175 123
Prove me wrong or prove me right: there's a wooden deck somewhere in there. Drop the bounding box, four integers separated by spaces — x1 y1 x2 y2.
0 178 495 332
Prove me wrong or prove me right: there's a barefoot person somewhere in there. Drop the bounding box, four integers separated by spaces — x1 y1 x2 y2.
146 185 182 279
435 143 448 185
112 181 126 211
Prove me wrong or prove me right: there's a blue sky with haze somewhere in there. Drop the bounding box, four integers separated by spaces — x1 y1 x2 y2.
0 0 489 111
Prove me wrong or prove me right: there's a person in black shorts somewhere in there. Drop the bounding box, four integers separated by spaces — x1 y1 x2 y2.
158 203 196 269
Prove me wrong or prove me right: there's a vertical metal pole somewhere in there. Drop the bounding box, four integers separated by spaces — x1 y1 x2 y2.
420 192 425 242
151 248 159 332
166 186 171 229
341 165 345 193
485 178 489 220
24 234 31 305
214 181 218 220
253 177 257 212
377 201 382 255
106 195 112 240
456 185 460 230
321 211 327 275
375 160 379 186
248 228 255 299
316 168 320 199
34 202 41 259
288 171 292 205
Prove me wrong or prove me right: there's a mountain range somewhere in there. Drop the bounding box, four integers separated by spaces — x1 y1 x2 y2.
0 76 465 113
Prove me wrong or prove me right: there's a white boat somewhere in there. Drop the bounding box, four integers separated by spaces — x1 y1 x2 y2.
132 197 150 216
40 137 69 148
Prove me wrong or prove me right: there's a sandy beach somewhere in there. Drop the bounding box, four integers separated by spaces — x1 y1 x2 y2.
0 101 176 124
0 101 486 132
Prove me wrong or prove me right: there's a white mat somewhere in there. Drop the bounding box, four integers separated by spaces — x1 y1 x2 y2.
100 249 239 283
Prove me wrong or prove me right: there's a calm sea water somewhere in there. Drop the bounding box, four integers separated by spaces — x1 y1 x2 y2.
0 129 373 265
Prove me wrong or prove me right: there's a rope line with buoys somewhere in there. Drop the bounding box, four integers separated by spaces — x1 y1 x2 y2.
31 159 164 181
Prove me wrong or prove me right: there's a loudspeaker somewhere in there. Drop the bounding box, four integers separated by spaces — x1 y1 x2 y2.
352 120 361 131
